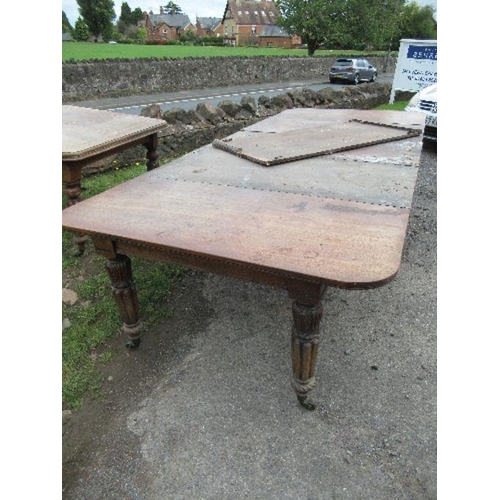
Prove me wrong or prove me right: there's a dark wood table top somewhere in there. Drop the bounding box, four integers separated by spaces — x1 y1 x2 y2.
62 109 425 289
62 105 166 162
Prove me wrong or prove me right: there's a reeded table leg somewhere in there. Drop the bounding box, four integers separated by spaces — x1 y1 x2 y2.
105 254 143 349
288 282 326 410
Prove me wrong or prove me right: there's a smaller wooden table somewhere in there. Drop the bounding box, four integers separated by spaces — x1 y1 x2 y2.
62 105 166 254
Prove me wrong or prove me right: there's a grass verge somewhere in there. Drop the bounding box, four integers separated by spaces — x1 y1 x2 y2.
62 161 186 410
373 99 410 111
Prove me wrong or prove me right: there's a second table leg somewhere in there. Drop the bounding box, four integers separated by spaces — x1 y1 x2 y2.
62 165 88 255
145 134 160 171
288 283 326 410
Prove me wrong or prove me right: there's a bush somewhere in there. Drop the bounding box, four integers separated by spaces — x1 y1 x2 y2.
199 36 224 46
144 39 181 45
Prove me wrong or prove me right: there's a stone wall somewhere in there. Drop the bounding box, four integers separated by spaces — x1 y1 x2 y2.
84 81 396 176
62 55 395 102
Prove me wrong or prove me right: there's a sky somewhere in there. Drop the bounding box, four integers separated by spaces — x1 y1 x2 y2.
62 0 228 26
62 0 437 27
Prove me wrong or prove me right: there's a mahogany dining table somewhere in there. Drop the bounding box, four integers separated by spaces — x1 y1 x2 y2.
62 105 166 253
62 108 425 409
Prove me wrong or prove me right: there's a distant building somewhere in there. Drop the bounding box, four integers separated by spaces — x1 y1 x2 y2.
141 7 195 42
62 32 74 42
258 25 301 48
222 0 282 46
196 17 224 37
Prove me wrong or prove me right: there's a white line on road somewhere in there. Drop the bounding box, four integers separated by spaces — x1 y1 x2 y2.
106 81 337 113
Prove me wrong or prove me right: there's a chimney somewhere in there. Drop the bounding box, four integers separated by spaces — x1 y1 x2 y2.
160 6 164 14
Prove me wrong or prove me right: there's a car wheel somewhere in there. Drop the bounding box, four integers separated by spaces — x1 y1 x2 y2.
370 72 377 82
353 73 359 85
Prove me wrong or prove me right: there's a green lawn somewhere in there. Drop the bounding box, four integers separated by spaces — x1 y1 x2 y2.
62 42 385 62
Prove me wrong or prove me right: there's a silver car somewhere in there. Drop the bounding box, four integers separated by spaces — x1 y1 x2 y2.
329 58 377 85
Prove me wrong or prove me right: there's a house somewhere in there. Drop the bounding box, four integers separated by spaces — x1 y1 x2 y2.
222 0 282 46
196 17 224 37
141 7 195 42
62 31 73 42
258 25 301 48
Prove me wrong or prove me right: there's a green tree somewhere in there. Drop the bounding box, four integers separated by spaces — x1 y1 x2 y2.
62 11 73 33
398 1 437 40
179 29 199 44
338 0 405 50
163 2 183 14
117 2 144 34
136 26 148 44
130 7 144 24
118 1 133 24
116 19 126 35
276 0 433 54
73 17 90 41
275 0 344 56
77 0 116 41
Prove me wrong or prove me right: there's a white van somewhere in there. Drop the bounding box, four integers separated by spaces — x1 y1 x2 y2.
405 83 437 144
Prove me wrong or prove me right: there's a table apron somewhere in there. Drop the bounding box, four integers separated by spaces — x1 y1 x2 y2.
92 235 333 301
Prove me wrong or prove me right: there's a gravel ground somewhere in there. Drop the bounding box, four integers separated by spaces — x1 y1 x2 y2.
62 142 437 500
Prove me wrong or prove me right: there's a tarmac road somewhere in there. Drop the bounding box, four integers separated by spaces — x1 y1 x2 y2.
62 140 437 499
69 74 394 115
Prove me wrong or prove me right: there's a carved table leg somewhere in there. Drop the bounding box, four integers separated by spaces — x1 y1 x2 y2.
288 282 326 410
105 254 143 349
145 134 159 171
64 180 82 207
64 181 88 255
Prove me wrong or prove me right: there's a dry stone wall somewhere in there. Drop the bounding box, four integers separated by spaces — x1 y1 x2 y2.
62 55 395 102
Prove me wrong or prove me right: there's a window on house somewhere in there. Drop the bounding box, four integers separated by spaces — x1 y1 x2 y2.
251 25 256 34
267 42 273 47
